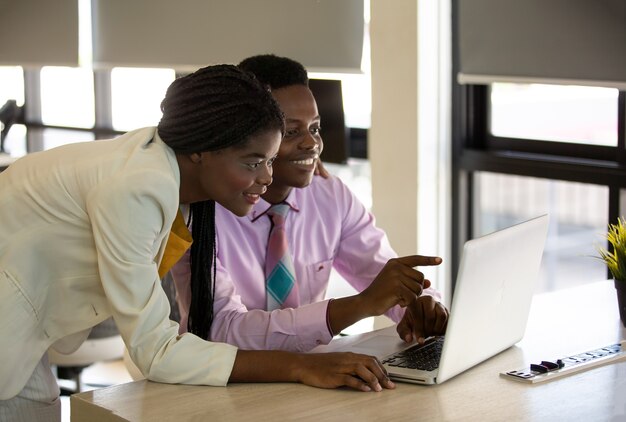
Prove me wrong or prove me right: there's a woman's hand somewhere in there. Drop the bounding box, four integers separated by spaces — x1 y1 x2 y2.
292 352 395 392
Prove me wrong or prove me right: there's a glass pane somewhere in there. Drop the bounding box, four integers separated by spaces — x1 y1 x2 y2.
0 67 24 157
41 128 95 150
475 172 609 293
490 83 618 146
0 66 25 106
2 127 96 158
2 124 27 157
41 66 95 129
309 72 371 129
111 67 175 132
309 4 371 130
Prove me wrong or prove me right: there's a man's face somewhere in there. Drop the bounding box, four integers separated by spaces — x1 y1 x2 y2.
269 84 323 191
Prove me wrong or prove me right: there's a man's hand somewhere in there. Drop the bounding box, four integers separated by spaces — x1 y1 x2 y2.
397 296 449 344
327 255 442 336
358 255 442 317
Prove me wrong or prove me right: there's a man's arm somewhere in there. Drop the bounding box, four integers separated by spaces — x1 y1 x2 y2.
327 255 441 335
326 177 447 336
171 249 335 351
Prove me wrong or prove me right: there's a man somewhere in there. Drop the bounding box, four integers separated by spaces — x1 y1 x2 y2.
171 55 448 351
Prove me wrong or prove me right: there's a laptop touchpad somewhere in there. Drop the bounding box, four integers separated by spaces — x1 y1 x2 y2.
351 335 409 359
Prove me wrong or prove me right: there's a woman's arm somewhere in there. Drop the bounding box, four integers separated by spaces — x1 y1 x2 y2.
230 350 395 392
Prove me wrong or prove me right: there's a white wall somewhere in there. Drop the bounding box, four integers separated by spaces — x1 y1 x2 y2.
369 0 419 256
369 0 451 302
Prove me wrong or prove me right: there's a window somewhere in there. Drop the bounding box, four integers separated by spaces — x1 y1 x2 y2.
40 128 95 150
452 0 626 295
2 125 27 157
308 72 371 130
111 67 176 131
490 84 618 146
452 81 625 293
475 172 608 293
0 66 25 107
0 66 25 156
40 66 95 129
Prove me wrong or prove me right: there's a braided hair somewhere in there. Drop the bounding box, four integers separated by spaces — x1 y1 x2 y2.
157 64 284 340
238 54 309 90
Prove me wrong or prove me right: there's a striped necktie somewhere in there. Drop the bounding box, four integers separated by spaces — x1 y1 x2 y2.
265 203 299 311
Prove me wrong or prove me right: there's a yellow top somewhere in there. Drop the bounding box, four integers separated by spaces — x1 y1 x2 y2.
158 209 192 278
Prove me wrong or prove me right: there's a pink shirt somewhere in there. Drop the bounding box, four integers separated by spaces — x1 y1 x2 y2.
172 175 440 351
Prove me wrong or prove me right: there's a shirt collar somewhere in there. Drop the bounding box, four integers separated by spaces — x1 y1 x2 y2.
249 189 300 222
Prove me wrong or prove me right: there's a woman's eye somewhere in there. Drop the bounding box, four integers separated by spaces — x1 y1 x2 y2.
311 126 321 135
246 162 261 169
267 156 277 167
285 129 299 137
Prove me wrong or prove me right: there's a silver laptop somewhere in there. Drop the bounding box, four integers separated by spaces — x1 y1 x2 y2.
332 214 549 385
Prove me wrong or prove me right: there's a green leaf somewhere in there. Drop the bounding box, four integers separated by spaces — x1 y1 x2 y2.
597 217 626 281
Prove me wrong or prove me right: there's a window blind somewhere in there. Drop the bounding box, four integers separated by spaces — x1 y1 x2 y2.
92 0 364 73
0 0 79 67
457 0 626 89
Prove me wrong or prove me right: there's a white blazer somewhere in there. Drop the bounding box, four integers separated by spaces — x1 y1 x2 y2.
0 127 237 400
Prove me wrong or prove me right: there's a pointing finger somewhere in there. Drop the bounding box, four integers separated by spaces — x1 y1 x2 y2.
394 255 442 268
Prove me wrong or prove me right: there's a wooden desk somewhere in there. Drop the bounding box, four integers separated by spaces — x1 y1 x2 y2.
72 281 626 421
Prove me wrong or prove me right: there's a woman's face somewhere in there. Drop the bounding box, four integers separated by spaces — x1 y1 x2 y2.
188 128 281 216
264 85 323 202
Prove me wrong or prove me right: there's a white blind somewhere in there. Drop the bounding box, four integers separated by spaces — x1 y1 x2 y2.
0 0 79 67
458 0 626 89
92 0 364 73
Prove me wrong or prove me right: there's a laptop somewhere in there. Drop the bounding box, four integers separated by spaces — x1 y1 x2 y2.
327 214 549 385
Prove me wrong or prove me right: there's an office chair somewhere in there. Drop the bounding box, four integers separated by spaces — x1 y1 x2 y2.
0 99 22 154
48 318 125 395
57 274 182 386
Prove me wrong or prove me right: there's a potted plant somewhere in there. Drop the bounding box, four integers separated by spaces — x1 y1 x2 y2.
597 217 626 327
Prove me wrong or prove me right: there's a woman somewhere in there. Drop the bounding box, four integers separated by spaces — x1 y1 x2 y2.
0 64 393 422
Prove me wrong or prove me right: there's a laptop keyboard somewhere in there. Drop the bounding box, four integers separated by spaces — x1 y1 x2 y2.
382 337 445 371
